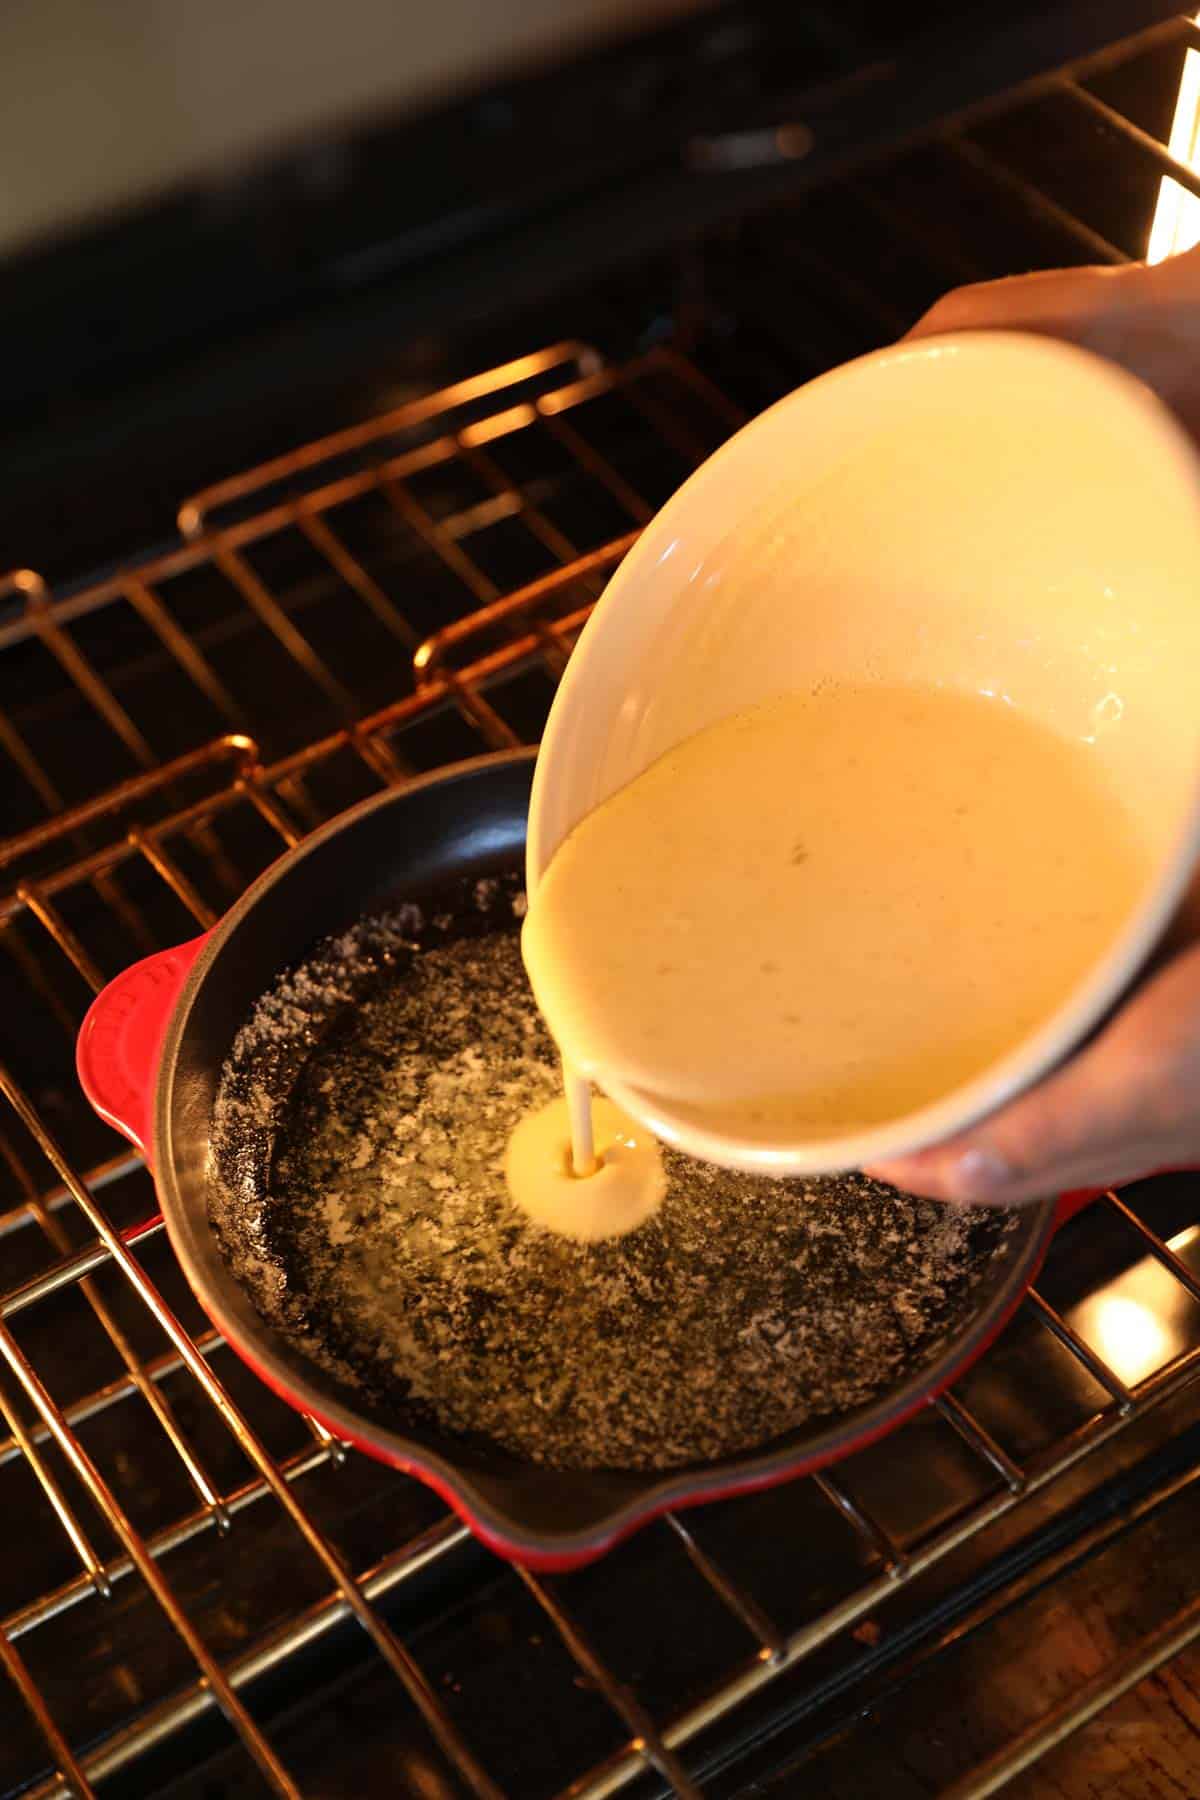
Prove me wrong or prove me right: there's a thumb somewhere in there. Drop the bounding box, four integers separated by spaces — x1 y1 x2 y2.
905 260 1147 346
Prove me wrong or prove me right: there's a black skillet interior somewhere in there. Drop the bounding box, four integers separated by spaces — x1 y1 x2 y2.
158 750 1056 1554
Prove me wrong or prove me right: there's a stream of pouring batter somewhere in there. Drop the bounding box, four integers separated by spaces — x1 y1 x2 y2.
563 1060 595 1176
503 1066 666 1241
507 681 1149 1239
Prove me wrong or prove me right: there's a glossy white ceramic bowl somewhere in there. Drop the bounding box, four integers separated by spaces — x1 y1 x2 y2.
526 330 1200 1176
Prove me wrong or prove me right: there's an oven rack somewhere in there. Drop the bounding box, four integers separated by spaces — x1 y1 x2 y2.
3 17 1200 1795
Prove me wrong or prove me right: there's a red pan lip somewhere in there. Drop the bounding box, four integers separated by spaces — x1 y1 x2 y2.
185 1208 1056 1570
82 751 1071 1568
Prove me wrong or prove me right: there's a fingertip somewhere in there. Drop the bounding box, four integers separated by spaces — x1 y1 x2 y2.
863 1155 953 1200
865 1145 1013 1204
950 1148 1013 1202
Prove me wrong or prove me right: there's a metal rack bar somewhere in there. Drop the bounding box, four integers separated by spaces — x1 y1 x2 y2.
0 1627 96 1799
0 706 63 815
1026 1288 1134 1408
665 1513 787 1658
20 572 157 771
0 1062 505 1800
295 511 420 649
812 1471 908 1574
462 441 582 568
941 1586 1200 1800
0 1215 164 1318
538 411 654 524
302 506 515 751
0 1148 143 1242
518 1568 703 1799
1104 1188 1200 1304
124 576 248 729
933 1392 1026 1494
0 1376 111 1598
236 773 303 847
944 135 1131 264
565 1288 1200 1798
14 883 106 991
382 477 502 607
3 1132 230 1528
842 1449 1200 1799
18 1518 472 1797
0 735 258 876
0 1306 302 1797
301 1412 345 1462
3 1435 334 1641
0 1324 219 1473
177 342 599 535
413 533 639 682
127 827 219 929
1060 75 1200 203
213 545 359 715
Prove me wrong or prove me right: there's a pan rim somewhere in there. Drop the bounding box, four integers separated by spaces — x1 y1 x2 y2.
151 750 1060 1565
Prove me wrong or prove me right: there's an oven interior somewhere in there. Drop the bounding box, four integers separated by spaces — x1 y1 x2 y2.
4 10 1200 1798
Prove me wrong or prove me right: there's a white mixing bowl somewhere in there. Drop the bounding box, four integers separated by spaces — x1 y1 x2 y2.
527 330 1200 1175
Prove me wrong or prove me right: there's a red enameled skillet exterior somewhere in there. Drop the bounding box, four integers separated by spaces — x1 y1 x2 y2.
78 750 1097 1568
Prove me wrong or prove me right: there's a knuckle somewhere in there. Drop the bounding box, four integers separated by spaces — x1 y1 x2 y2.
918 286 986 333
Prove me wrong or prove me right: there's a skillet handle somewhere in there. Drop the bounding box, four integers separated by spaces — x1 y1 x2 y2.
76 936 210 1166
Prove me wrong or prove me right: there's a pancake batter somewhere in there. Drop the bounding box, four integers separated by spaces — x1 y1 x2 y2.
518 683 1148 1175
504 1091 665 1240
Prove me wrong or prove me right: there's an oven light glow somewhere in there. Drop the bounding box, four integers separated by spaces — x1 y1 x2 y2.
1147 15 1200 264
1080 1294 1171 1383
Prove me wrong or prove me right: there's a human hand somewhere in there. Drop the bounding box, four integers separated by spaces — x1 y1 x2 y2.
907 241 1200 445
866 941 1200 1204
865 247 1200 1205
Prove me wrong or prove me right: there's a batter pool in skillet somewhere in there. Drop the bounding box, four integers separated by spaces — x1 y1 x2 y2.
503 1091 665 1242
207 876 1022 1472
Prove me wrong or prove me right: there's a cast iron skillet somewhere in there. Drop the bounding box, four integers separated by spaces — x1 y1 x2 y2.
78 751 1093 1568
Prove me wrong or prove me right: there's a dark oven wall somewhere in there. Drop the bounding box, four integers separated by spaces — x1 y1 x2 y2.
0 0 1181 589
